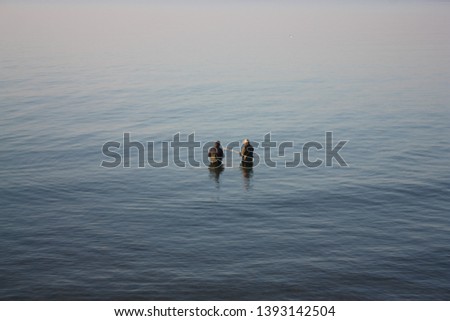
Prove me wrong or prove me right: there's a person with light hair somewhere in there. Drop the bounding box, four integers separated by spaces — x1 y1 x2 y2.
240 138 254 168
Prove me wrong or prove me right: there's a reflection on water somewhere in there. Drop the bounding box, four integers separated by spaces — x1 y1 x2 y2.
240 166 253 191
208 164 224 187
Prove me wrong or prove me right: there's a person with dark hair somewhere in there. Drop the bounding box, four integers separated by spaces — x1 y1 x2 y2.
240 138 254 168
208 141 224 167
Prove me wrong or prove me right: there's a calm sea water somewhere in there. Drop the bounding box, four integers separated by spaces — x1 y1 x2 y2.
1 2 450 300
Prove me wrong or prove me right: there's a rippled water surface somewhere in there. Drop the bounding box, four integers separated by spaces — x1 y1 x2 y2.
1 2 450 300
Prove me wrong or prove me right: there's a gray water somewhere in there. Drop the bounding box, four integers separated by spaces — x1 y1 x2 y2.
1 2 450 300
